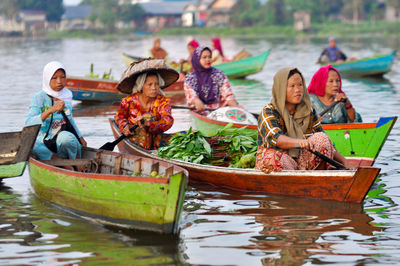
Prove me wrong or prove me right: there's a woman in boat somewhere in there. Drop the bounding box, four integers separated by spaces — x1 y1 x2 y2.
318 36 347 64
186 39 199 64
26 61 87 161
308 65 362 124
183 46 240 112
114 59 179 150
211 37 225 65
149 38 168 60
255 67 350 173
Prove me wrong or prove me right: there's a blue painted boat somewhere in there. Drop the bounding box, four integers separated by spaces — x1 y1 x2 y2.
327 50 396 77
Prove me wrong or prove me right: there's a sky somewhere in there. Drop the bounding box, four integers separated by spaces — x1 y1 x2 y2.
64 0 81 5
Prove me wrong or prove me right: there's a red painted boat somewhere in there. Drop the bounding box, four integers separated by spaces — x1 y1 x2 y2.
109 119 380 203
66 76 185 104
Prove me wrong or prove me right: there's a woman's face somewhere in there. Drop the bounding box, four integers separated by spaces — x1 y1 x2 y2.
50 69 66 92
187 44 195 55
286 73 304 105
325 70 340 97
199 49 212 69
141 74 160 99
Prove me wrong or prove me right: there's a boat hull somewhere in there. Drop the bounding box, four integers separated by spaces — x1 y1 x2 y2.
0 125 40 178
326 51 396 77
29 148 188 234
190 111 397 167
109 119 380 203
121 50 270 79
66 76 184 103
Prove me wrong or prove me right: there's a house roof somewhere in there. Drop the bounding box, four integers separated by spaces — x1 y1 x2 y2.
139 1 188 15
210 0 235 9
19 10 46 15
63 5 91 20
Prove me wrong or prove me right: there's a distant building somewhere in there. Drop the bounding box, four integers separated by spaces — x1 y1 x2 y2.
139 1 187 31
385 6 400 22
60 5 92 30
182 0 213 27
19 10 47 31
0 15 24 35
293 10 310 31
207 0 236 27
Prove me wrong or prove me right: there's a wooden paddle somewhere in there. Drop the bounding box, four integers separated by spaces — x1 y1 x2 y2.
308 149 348 170
100 123 141 151
171 105 216 112
319 98 346 117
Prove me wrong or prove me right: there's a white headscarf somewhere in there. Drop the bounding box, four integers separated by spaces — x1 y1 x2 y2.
42 61 72 102
131 72 165 95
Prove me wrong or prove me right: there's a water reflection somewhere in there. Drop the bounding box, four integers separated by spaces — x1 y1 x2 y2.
183 184 383 265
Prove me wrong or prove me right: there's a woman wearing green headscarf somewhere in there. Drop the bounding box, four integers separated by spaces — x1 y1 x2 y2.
255 67 349 173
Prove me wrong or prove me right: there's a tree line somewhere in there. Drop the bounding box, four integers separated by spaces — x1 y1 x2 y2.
231 0 400 27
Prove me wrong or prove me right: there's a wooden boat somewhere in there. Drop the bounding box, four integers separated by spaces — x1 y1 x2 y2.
121 50 270 79
190 111 397 168
29 147 188 234
109 119 380 203
0 125 40 179
325 50 396 77
66 76 185 103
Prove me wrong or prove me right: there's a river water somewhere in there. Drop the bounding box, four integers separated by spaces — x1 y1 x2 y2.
0 35 399 265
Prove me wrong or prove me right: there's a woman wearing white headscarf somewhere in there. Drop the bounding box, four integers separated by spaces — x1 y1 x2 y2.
26 61 86 161
115 59 179 150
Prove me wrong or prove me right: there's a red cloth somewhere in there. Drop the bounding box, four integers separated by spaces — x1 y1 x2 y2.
211 37 224 57
307 65 344 96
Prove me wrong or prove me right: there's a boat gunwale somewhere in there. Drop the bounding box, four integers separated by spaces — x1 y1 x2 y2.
189 110 388 130
328 50 396 67
29 150 188 184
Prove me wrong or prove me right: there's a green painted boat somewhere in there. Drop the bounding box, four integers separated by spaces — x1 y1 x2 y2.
325 50 396 77
29 147 188 234
190 111 397 168
0 125 40 179
121 50 270 79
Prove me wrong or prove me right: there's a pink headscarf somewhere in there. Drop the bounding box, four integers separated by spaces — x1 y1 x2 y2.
307 65 344 96
211 37 224 57
188 39 199 49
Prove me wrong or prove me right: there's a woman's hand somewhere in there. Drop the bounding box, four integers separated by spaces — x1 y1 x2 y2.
79 137 87 147
51 100 65 113
335 93 347 102
193 97 205 111
122 125 134 136
297 139 315 151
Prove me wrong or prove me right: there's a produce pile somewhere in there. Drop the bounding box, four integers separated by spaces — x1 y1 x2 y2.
158 124 257 168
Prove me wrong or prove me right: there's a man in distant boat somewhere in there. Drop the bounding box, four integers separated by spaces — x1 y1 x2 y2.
318 36 347 64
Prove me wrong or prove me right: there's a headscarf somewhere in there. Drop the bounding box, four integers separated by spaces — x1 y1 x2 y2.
270 67 312 158
188 39 199 50
42 61 72 102
188 46 219 104
131 72 165 95
150 38 168 59
212 37 224 57
307 65 343 96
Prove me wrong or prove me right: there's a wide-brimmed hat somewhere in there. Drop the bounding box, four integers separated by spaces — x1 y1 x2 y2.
117 58 179 94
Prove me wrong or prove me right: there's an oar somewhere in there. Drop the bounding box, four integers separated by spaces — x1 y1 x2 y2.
319 98 346 117
308 149 348 170
171 105 216 112
99 124 140 151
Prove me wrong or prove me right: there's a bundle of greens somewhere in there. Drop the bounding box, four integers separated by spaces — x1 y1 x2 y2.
158 127 212 164
158 124 258 168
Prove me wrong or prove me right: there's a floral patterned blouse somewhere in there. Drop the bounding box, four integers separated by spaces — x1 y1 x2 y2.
114 93 173 149
183 70 236 110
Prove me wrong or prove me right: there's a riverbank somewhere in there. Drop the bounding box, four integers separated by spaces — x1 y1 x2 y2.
158 21 400 38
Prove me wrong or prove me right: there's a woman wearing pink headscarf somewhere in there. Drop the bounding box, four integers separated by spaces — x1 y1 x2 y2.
211 37 225 65
308 65 361 124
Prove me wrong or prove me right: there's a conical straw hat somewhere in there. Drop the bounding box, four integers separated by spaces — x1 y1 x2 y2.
117 58 179 94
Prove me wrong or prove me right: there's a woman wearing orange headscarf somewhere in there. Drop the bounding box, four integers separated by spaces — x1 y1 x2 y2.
150 38 168 59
